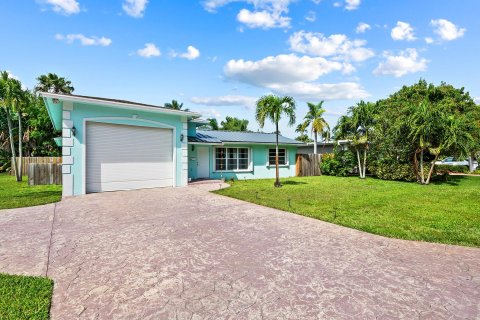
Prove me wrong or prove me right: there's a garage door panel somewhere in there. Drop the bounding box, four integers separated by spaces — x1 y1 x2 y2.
86 122 174 193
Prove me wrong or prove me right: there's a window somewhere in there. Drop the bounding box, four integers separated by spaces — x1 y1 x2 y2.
268 148 287 166
215 147 249 171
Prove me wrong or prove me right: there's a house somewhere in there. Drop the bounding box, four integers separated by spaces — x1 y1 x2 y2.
297 140 350 155
41 93 301 197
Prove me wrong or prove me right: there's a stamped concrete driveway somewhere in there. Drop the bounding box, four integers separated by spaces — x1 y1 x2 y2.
1 182 480 319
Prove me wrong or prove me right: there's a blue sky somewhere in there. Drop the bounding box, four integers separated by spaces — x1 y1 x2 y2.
1 0 478 137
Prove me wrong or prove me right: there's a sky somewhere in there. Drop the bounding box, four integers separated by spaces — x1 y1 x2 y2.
1 0 479 138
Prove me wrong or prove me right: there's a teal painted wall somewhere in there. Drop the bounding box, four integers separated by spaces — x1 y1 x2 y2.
68 102 187 195
187 144 297 180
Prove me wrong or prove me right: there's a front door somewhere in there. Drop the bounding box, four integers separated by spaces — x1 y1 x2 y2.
197 147 210 178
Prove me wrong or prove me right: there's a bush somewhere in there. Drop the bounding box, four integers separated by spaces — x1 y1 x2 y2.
436 165 470 174
320 150 356 177
368 159 416 182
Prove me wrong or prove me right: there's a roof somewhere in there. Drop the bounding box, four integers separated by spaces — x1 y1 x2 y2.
189 130 302 145
40 92 201 118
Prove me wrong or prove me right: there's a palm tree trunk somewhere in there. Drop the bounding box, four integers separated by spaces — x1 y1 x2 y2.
362 148 367 179
425 154 439 185
274 122 281 187
17 111 23 181
420 148 425 184
313 131 318 154
356 148 363 178
5 109 18 179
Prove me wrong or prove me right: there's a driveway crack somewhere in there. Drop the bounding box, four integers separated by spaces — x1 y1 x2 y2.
45 202 58 277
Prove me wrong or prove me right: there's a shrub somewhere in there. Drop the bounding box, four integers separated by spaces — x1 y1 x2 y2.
320 150 356 177
436 165 470 174
368 159 416 182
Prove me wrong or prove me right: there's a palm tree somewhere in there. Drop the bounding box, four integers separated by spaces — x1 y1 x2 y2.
35 73 74 94
256 95 296 187
300 101 329 154
165 99 189 111
207 118 219 130
0 71 22 181
14 89 34 179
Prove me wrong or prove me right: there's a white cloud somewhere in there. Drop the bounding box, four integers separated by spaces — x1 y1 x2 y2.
391 21 416 41
199 108 222 119
237 9 290 29
431 19 466 41
137 43 161 58
374 49 428 77
305 11 316 22
345 0 361 10
474 97 480 105
122 0 148 18
203 0 292 29
225 54 346 86
5 71 19 80
224 54 368 100
42 0 80 15
171 46 201 60
191 95 257 109
425 37 434 44
289 31 375 62
55 33 112 46
356 22 371 34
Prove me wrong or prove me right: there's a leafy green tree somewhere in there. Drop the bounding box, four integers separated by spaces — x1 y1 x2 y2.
165 99 189 111
256 95 296 187
299 101 329 154
35 73 74 94
294 123 313 143
206 118 219 130
334 101 376 179
220 116 249 131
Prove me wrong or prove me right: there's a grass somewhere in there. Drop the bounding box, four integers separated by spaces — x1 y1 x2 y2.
0 173 62 210
0 273 53 320
214 175 480 247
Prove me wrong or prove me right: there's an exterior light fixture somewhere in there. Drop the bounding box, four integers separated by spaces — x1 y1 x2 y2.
180 133 184 142
71 126 76 136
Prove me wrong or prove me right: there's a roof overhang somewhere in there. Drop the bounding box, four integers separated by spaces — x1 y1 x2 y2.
40 92 202 131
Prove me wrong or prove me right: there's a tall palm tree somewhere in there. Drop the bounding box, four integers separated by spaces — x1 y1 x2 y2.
14 89 34 179
256 95 296 187
0 71 22 181
300 101 329 154
165 99 189 111
35 73 74 94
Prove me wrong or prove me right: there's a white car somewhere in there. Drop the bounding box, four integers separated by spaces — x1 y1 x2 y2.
435 157 478 169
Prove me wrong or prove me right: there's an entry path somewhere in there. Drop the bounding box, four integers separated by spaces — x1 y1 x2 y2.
0 182 479 319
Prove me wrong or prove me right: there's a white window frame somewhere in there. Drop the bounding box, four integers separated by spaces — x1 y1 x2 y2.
267 148 289 166
213 147 252 172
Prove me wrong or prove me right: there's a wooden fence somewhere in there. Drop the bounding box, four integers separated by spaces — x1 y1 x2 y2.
28 163 62 185
296 154 322 177
10 157 62 176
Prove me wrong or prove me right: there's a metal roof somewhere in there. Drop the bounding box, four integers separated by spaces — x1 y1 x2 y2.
188 130 302 145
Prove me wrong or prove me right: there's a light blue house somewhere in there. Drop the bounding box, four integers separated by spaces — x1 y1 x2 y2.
41 93 301 197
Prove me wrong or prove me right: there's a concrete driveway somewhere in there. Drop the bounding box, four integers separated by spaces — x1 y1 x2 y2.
1 182 479 319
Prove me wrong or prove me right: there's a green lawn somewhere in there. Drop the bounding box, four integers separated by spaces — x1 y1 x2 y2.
0 173 62 210
0 273 53 320
215 176 480 247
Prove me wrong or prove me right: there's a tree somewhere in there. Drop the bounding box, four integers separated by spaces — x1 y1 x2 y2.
0 71 22 181
334 101 376 179
165 99 189 111
294 123 313 143
206 118 219 130
256 95 296 187
220 116 249 131
300 101 329 154
35 73 74 94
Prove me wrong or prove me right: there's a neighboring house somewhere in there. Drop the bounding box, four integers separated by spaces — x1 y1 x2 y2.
297 140 350 155
41 93 301 197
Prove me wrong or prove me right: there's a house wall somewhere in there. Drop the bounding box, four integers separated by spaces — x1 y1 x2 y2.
62 101 188 196
188 144 297 181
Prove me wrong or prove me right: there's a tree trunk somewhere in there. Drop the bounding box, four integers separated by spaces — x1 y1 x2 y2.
274 122 281 187
413 150 420 181
419 148 425 184
468 155 475 172
5 109 19 179
425 154 439 185
313 131 318 154
362 148 367 179
17 111 23 181
356 148 363 178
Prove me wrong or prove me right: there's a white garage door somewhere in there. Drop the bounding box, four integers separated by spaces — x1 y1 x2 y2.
86 122 174 193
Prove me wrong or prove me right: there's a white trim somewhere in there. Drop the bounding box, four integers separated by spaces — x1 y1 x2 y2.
266 147 289 166
212 146 253 173
82 117 177 195
218 141 301 146
40 92 201 117
188 142 223 146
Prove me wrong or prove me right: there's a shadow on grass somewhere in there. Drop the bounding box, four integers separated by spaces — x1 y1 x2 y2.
431 175 466 186
282 180 308 185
